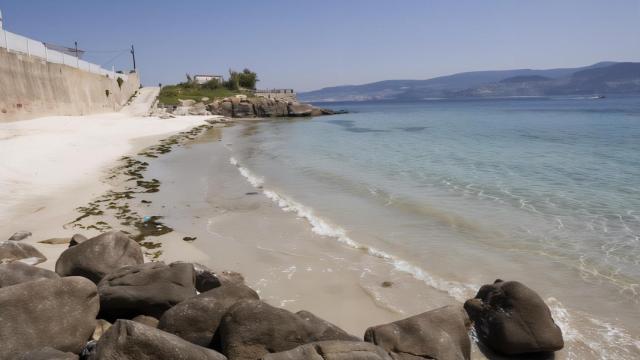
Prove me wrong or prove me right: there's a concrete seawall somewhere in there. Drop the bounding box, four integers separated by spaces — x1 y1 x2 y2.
0 48 140 122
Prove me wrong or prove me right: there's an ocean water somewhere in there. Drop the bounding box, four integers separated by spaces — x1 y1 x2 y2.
227 96 640 358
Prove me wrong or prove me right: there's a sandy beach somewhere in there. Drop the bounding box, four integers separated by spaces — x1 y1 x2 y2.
0 87 214 269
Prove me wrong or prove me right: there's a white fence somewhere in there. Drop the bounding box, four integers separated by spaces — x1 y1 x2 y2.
0 28 128 81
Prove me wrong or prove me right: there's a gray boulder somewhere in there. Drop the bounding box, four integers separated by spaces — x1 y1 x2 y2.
89 320 227 360
261 341 393 360
464 279 564 355
9 231 32 241
132 314 159 328
69 233 88 247
218 300 358 360
0 261 59 288
158 281 259 347
98 261 196 320
287 102 314 116
55 231 144 283
16 347 78 360
0 240 47 265
233 102 255 117
365 305 471 360
0 276 99 358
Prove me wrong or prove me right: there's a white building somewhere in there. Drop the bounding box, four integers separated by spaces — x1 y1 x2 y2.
194 74 223 84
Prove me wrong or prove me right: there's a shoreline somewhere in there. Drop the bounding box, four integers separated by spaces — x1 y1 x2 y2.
0 109 218 269
2 110 638 359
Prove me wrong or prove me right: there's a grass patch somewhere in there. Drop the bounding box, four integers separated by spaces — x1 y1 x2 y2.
158 86 252 105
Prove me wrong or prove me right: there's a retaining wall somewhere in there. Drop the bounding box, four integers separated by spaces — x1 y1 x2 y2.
0 48 140 122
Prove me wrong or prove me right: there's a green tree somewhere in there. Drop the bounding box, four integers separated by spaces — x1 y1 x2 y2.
224 70 240 91
238 68 258 90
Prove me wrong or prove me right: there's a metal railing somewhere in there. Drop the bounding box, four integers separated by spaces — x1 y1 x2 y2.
0 28 128 81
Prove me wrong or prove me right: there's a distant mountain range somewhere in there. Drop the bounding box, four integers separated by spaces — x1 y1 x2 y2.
299 62 640 102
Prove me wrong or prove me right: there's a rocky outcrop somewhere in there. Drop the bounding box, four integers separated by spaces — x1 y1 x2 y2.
0 261 59 288
202 97 336 118
365 305 471 360
261 341 393 360
218 299 358 360
0 276 99 358
97 261 197 320
55 231 144 283
464 279 564 355
158 281 259 347
0 240 47 265
88 319 227 360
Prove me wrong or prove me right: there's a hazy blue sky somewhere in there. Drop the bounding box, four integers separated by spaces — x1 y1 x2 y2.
1 0 638 91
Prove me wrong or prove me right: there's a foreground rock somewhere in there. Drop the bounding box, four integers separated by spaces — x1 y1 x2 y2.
9 231 32 241
0 261 59 288
158 281 259 347
89 320 226 360
262 341 393 360
17 347 78 360
172 262 246 292
218 300 358 360
464 279 564 355
98 261 196 320
55 231 144 283
365 305 471 360
0 240 47 265
69 234 88 247
0 277 99 358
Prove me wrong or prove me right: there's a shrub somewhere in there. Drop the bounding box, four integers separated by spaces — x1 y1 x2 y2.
238 68 258 90
202 78 221 90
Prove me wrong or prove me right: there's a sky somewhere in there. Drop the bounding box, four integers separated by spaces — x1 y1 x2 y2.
1 0 638 91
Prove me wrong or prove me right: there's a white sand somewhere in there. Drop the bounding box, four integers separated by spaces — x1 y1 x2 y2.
0 87 217 267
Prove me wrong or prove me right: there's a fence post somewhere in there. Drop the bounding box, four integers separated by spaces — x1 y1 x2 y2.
44 44 48 61
26 39 30 56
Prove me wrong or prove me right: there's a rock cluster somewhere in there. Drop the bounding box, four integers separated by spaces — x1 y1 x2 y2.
206 97 336 118
0 230 564 359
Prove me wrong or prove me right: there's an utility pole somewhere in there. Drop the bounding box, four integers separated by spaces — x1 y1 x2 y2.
130 45 136 71
75 41 79 67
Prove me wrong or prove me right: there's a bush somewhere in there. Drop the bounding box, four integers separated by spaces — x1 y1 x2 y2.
202 78 221 90
224 70 240 91
238 68 258 90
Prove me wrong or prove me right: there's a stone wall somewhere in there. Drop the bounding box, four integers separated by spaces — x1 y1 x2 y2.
0 48 140 122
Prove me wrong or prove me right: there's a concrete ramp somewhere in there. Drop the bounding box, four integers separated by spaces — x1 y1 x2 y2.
120 87 160 116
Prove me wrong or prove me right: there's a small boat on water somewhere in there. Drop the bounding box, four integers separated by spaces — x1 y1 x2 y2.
590 95 606 99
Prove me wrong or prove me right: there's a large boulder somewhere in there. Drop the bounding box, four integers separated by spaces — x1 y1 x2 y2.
0 276 99 358
0 240 47 265
9 231 32 241
158 281 259 347
16 347 79 360
98 261 196 320
88 319 227 360
189 102 209 115
0 261 59 288
287 102 315 116
55 231 144 283
262 341 393 360
218 300 358 360
464 279 564 355
364 305 471 360
233 101 256 118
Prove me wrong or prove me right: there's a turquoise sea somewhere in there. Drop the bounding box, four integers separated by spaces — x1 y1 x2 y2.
227 95 640 358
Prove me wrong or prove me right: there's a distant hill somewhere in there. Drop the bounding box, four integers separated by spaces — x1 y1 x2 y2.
298 62 640 101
